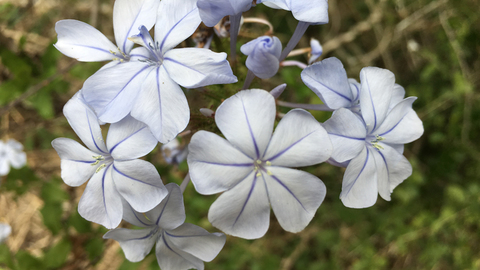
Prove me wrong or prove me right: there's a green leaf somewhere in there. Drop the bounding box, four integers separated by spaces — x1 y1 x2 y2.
0 245 14 269
68 210 92 234
85 237 104 262
43 240 71 269
15 250 44 270
40 179 69 204
40 202 63 235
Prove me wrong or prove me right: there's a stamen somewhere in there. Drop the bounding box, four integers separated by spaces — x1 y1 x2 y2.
266 161 272 166
256 172 262 177
91 155 105 166
267 170 272 175
95 163 107 173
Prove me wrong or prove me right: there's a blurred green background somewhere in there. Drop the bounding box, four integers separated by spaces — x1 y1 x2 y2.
0 0 479 269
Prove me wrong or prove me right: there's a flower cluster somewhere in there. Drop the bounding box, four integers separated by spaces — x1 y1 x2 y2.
50 0 423 269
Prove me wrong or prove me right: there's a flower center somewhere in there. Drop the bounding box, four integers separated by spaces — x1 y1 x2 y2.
253 159 272 177
129 25 163 65
370 135 385 151
91 155 113 173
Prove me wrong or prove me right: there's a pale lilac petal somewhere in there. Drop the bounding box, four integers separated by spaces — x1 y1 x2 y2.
166 223 226 262
78 164 123 228
163 48 237 88
388 84 406 112
340 146 378 208
348 78 361 102
156 233 204 270
146 183 185 231
262 0 329 24
265 167 326 233
103 228 157 262
322 108 367 163
301 57 353 109
197 0 252 27
0 156 9 176
208 171 270 239
241 36 282 79
54 20 118 61
376 97 424 144
188 131 253 195
0 223 11 244
121 199 154 228
63 93 108 154
5 139 26 168
106 115 157 159
51 138 98 187
215 89 275 159
264 109 332 167
113 0 159 54
129 47 152 62
372 143 412 201
359 67 395 133
112 160 167 213
156 0 202 53
130 66 189 143
82 62 151 123
308 38 323 64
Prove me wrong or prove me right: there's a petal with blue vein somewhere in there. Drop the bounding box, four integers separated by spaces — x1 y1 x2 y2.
103 228 157 262
106 115 157 159
264 109 332 167
156 233 204 270
52 138 99 187
188 131 254 195
120 199 153 228
113 0 158 55
145 183 185 231
208 171 270 239
130 66 189 144
340 146 378 208
163 48 237 88
129 47 152 62
197 0 252 27
54 20 118 62
112 159 167 213
214 89 275 159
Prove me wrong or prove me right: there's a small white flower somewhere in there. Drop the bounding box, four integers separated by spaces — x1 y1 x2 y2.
0 223 11 244
0 139 27 176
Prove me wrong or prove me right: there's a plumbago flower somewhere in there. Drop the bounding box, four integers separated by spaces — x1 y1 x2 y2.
55 0 158 65
0 139 27 176
81 0 237 143
308 38 323 64
322 67 423 208
241 35 282 79
188 89 333 239
104 183 226 270
52 95 167 228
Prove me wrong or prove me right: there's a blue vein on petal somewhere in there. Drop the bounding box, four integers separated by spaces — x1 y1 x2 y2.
164 57 205 75
270 174 307 211
159 7 198 53
378 114 406 137
344 147 369 197
242 99 260 158
72 44 112 55
156 67 163 137
162 233 195 264
102 164 113 226
121 5 142 54
165 231 206 238
303 72 352 102
364 73 377 131
193 161 252 167
351 82 360 100
67 159 96 164
123 228 157 241
233 175 258 228
109 127 147 153
86 108 107 154
267 130 317 161
113 164 158 187
128 203 151 227
156 190 172 225
328 133 364 140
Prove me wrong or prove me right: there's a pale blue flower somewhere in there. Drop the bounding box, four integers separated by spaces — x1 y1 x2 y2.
0 223 11 244
0 139 27 176
308 38 323 64
104 183 226 270
52 94 167 229
197 0 253 27
322 67 424 208
81 0 237 143
188 90 333 239
241 36 282 79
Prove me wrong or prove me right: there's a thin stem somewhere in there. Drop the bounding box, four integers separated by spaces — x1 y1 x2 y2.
180 173 190 194
279 21 310 61
229 14 242 64
242 17 274 35
281 60 307 69
277 100 333 111
242 70 256 90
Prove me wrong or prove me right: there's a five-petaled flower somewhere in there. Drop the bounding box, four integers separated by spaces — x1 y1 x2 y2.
188 89 333 239
52 94 167 229
104 183 226 270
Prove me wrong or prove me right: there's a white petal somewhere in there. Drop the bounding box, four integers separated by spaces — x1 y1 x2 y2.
82 62 151 123
54 20 118 61
0 223 11 244
121 199 154 227
113 0 159 55
372 143 412 201
78 164 123 228
0 158 9 176
106 115 157 159
322 108 367 163
359 67 395 133
51 138 98 187
262 0 329 24
264 109 332 167
112 160 167 213
265 167 326 233
388 84 406 112
163 48 237 88
340 146 378 208
197 0 252 27
130 66 189 143
156 0 202 53
5 139 26 169
103 228 157 262
63 93 108 154
146 183 185 231
301 57 353 109
156 233 204 270
208 171 270 239
166 223 226 262
129 47 152 62
376 98 424 144
187 131 254 195
215 89 275 159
